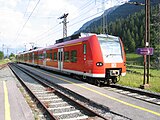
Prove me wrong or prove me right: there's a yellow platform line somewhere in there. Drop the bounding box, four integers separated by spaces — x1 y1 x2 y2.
3 81 11 120
32 67 160 117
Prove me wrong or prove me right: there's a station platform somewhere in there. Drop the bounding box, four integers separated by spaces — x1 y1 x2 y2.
19 64 160 120
0 66 34 120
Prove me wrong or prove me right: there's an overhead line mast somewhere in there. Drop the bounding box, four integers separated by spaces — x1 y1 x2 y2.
58 13 69 38
95 0 107 34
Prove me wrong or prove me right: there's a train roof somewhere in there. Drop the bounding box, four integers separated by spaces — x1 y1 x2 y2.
18 47 43 54
17 33 120 54
55 33 96 44
55 33 119 44
45 33 120 50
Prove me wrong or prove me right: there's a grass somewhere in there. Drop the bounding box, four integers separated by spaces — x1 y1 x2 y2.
127 66 160 77
119 72 160 93
118 53 160 93
0 59 10 65
126 53 143 65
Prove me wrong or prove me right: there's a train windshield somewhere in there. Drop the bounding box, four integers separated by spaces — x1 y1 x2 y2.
98 36 123 63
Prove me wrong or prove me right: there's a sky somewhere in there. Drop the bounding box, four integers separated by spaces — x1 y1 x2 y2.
0 0 128 55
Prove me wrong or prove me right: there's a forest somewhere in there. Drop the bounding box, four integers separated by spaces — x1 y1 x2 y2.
78 5 159 63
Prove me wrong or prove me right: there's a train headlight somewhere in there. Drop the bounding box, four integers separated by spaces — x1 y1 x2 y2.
96 62 103 66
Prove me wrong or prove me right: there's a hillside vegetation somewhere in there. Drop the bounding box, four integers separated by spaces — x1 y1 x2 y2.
77 4 160 66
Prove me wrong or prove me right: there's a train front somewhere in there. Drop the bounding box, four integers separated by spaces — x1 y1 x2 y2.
97 34 126 84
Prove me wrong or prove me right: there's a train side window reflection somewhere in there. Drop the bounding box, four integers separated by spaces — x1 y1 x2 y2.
54 52 57 61
83 44 86 54
64 51 69 62
71 50 77 62
50 53 52 60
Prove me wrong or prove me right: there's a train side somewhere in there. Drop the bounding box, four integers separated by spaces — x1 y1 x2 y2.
16 33 126 85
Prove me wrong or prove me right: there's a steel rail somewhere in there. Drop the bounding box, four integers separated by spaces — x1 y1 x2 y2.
14 62 160 106
104 84 160 106
20 62 160 103
9 63 108 120
8 63 58 120
110 84 160 99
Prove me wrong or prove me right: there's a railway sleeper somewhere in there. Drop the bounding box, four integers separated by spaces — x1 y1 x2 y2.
56 112 89 120
48 105 73 110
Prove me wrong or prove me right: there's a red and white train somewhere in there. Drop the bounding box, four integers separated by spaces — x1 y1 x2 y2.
16 33 126 85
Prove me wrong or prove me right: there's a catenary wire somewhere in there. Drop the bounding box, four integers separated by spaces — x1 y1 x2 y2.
15 0 41 42
30 0 94 42
37 11 103 44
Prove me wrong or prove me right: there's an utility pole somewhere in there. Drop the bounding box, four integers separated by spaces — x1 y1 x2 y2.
141 0 150 87
127 0 151 88
24 43 27 51
29 42 34 49
141 0 151 87
58 13 69 38
2 44 4 53
146 0 150 84
102 0 105 34
96 0 107 34
2 44 4 59
158 4 160 69
7 47 9 58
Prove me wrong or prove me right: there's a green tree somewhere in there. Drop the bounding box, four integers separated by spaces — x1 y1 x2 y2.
9 53 15 60
0 51 4 59
126 29 135 52
135 33 140 47
139 25 144 46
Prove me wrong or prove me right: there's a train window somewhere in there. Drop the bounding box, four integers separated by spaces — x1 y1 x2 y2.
46 53 52 60
83 44 86 54
24 55 27 61
71 50 77 62
50 53 52 59
29 53 32 60
34 54 37 60
43 53 46 58
38 54 43 59
36 54 38 60
38 54 39 60
27 54 29 60
46 53 49 58
98 36 123 63
64 51 69 62
53 52 57 61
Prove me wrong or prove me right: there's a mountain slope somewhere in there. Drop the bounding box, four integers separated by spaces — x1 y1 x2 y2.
74 0 159 34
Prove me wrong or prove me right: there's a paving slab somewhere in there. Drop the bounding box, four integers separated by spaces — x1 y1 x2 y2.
0 66 34 120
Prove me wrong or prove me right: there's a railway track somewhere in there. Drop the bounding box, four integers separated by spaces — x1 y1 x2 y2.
103 84 160 106
14 63 160 107
9 63 108 120
26 63 160 106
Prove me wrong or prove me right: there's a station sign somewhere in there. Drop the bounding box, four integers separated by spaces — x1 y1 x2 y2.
136 47 154 55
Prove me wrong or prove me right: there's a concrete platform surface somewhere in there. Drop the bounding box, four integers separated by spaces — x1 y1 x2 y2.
0 66 34 120
20 64 160 120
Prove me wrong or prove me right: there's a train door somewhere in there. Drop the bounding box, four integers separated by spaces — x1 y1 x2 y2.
32 52 34 64
58 48 63 71
43 50 46 66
